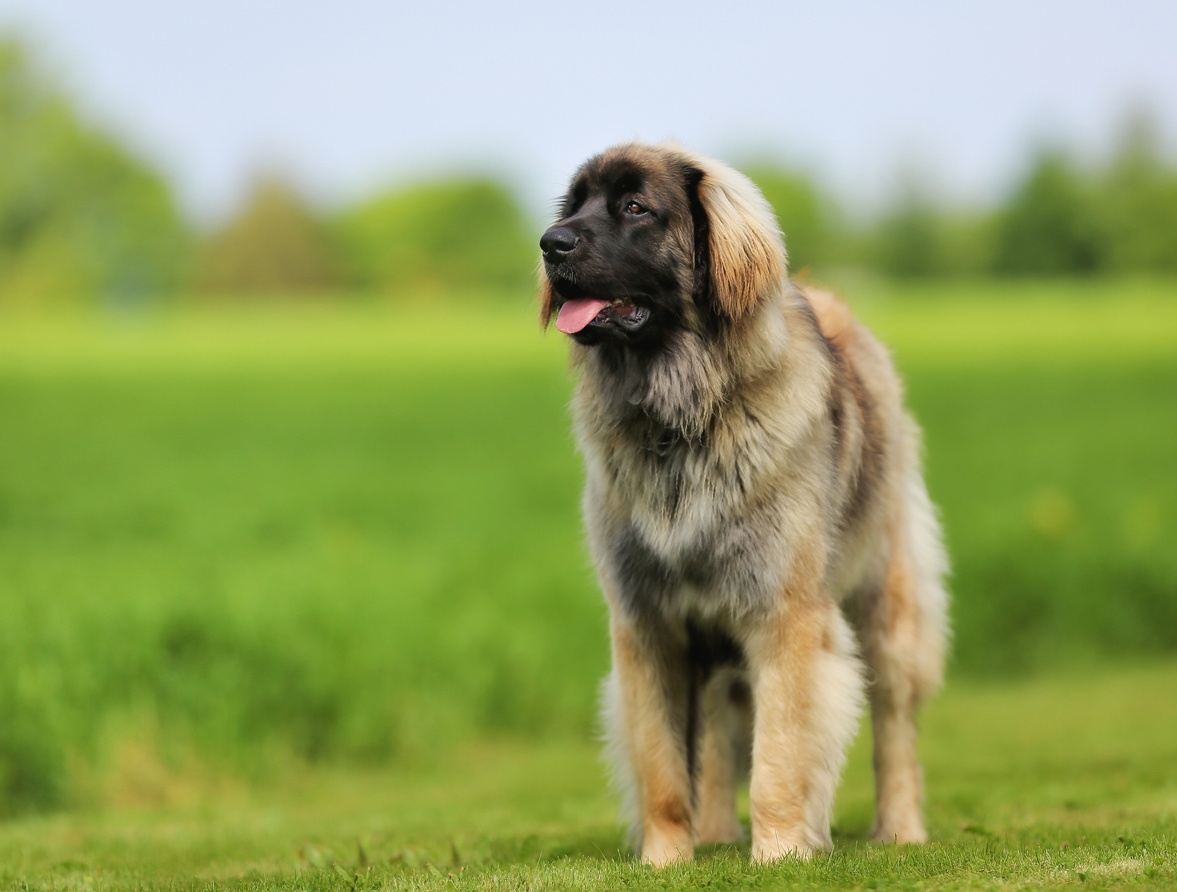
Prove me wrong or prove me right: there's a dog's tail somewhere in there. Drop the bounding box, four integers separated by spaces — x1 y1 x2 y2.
901 437 951 701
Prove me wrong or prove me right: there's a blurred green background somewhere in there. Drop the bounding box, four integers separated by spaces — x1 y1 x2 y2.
1 33 1175 820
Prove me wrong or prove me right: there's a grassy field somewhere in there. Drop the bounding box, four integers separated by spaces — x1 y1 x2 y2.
1 278 1176 887
1 663 1174 890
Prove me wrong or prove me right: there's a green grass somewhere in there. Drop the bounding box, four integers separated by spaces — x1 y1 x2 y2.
1 279 1176 887
1 661 1175 890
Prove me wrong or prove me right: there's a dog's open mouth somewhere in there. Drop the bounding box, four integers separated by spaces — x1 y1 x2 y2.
556 298 651 335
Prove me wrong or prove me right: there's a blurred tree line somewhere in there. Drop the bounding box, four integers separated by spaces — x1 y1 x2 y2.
1 36 537 304
0 40 188 305
4 35 1177 306
856 114 1177 279
745 111 1177 279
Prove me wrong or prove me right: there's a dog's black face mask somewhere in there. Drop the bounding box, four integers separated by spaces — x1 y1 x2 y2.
541 155 706 349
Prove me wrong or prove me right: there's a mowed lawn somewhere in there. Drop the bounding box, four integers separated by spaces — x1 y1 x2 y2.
1 279 1176 889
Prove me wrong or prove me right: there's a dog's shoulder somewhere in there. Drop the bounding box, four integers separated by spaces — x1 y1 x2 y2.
800 286 901 406
804 288 855 346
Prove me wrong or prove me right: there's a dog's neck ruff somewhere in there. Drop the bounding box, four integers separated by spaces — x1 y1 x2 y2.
574 290 792 440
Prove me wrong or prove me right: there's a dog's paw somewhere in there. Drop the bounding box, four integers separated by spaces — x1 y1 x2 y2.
750 833 820 864
871 820 928 845
641 830 694 867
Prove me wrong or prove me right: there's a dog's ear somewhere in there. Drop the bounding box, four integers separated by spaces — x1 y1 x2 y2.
690 161 787 319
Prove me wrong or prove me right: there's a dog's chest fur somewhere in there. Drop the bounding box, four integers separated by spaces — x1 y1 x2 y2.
619 420 743 562
578 376 823 621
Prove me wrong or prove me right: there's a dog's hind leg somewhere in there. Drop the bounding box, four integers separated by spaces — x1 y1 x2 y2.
693 669 751 845
859 479 948 844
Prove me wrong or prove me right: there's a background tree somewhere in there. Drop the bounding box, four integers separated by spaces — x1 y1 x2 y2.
0 38 189 305
1099 110 1177 273
331 178 536 297
871 185 948 279
740 164 842 274
991 148 1107 276
195 175 339 295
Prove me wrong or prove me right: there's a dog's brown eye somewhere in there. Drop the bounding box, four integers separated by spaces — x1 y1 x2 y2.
625 200 646 216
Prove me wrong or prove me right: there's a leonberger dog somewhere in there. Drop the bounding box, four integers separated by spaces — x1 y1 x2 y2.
538 143 949 866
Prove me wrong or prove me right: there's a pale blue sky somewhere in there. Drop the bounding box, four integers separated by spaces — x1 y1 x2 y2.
3 0 1175 221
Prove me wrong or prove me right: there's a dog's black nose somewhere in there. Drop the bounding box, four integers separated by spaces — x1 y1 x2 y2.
540 226 580 260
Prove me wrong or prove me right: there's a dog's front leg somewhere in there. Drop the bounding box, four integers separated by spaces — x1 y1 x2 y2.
744 595 864 863
605 612 694 866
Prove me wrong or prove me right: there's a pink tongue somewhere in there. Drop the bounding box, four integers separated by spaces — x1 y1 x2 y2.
556 298 611 334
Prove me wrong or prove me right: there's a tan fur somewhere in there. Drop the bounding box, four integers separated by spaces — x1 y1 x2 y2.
537 256 557 329
606 611 695 866
543 144 949 865
745 594 864 860
682 146 788 319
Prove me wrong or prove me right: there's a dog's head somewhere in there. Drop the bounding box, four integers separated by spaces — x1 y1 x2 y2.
539 143 786 348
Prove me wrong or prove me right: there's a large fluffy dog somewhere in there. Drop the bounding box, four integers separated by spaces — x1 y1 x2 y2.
539 143 948 865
